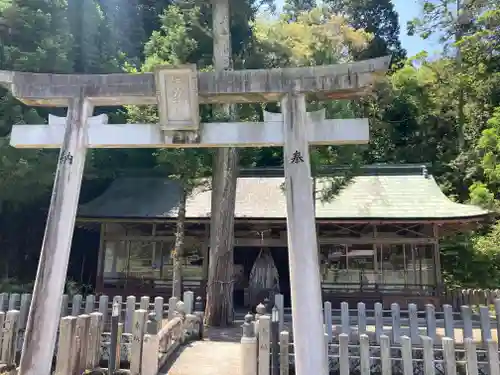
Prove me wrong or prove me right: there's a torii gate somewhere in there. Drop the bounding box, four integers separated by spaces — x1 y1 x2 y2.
1 58 390 375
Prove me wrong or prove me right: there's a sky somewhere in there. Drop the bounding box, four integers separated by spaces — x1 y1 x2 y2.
272 0 441 57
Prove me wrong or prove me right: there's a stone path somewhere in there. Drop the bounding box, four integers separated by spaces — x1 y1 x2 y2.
160 324 242 375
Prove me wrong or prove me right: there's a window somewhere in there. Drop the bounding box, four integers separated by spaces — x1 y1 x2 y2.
103 240 128 278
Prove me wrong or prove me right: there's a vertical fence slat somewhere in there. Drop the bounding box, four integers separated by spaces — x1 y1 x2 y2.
19 293 31 330
54 316 77 375
461 305 473 339
358 302 367 335
87 312 103 370
421 335 434 375
108 303 120 375
140 296 150 311
464 338 479 375
375 302 383 343
339 333 349 375
479 306 492 344
275 294 285 334
71 294 83 316
408 303 419 344
125 295 136 333
60 294 69 318
324 301 333 343
279 331 289 375
400 336 413 375
359 334 370 375
442 337 457 375
0 310 20 366
0 312 5 351
168 297 178 320
141 334 160 375
391 303 401 344
130 309 148 375
8 293 20 311
75 314 91 373
183 291 194 314
154 296 164 325
85 294 95 314
0 293 7 312
486 339 500 375
443 304 454 340
380 334 391 375
341 302 349 335
425 304 436 340
494 298 500 343
258 315 271 375
99 294 109 330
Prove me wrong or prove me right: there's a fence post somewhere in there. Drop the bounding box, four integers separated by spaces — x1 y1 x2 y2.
0 293 7 312
374 302 383 343
85 294 95 314
140 296 150 311
274 293 284 334
168 297 178 320
154 296 164 325
442 337 457 375
87 312 103 370
324 301 332 343
279 331 289 375
391 303 401 344
242 313 258 375
425 304 436 340
183 291 194 314
54 316 77 375
125 295 136 333
401 336 413 375
72 294 83 316
60 294 69 318
258 315 271 375
421 336 434 375
0 310 20 367
338 333 349 375
141 334 160 375
461 305 473 339
340 302 349 335
464 338 479 375
99 294 109 330
0 312 4 350
130 309 147 375
479 306 492 345
357 302 367 336
194 296 205 339
8 294 20 311
19 293 31 330
486 339 500 375
379 335 391 375
108 303 121 375
75 314 91 373
443 304 454 340
408 303 419 344
359 334 370 375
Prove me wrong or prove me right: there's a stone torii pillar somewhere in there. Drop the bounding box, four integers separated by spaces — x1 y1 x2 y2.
1 57 390 375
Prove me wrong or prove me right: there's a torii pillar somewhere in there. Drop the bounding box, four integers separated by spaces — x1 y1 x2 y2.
1 57 390 375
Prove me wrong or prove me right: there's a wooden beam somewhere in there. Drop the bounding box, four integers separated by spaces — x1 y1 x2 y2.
1 56 391 106
10 115 368 149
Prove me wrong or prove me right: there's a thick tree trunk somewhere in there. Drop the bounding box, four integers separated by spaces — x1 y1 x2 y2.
172 187 187 299
205 0 238 326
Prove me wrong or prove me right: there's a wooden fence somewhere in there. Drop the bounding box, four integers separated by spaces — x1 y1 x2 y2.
241 296 500 375
444 289 500 311
0 292 204 375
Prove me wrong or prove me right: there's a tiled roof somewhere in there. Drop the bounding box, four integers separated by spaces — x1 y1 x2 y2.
78 166 489 220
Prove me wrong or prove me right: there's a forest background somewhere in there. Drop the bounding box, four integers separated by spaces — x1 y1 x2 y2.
0 0 499 312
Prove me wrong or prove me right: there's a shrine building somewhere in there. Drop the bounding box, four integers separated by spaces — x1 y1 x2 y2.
77 164 490 308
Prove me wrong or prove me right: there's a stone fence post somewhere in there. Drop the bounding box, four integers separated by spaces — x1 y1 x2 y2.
241 313 258 375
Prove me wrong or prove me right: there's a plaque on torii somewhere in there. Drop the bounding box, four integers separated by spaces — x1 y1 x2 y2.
0 56 390 375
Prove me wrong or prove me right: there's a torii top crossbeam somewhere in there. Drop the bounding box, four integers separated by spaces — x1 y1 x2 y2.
0 56 390 106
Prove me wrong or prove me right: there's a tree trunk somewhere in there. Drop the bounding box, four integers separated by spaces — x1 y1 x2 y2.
172 187 187 299
205 0 238 326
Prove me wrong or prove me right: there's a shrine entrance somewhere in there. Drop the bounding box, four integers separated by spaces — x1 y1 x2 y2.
233 246 290 309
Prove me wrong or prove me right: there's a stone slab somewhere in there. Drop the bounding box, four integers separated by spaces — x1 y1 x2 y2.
1 56 391 106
